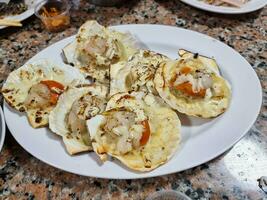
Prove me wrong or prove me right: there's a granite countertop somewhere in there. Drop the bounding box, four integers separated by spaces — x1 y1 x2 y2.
0 0 266 199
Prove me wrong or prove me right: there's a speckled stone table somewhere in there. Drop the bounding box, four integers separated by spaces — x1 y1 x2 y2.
0 0 266 199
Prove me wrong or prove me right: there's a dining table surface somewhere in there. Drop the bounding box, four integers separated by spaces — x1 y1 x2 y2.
0 0 266 199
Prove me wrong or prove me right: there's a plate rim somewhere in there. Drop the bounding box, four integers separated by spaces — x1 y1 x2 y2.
179 0 267 14
3 24 263 179
0 8 34 29
0 0 42 30
0 106 6 152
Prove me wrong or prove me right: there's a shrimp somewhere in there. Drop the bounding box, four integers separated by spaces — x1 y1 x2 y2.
102 110 150 154
24 80 64 109
85 36 107 56
171 68 213 98
67 99 90 145
67 104 87 134
24 83 52 109
67 93 106 145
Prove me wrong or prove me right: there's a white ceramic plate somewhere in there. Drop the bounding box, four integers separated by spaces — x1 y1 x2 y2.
180 0 267 14
3 24 262 179
0 0 41 29
0 106 6 152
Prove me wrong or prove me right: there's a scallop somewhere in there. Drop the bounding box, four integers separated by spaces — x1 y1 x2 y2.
62 20 139 84
49 84 108 155
154 49 231 118
109 50 169 96
87 91 181 172
2 59 87 128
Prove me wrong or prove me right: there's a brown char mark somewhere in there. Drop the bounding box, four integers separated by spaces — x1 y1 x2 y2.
116 94 134 104
35 117 42 123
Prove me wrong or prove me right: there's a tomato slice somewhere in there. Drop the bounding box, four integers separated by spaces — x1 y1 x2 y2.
174 82 206 98
169 67 192 87
50 93 59 105
140 120 150 146
40 80 64 91
40 80 64 104
169 67 205 98
180 66 191 75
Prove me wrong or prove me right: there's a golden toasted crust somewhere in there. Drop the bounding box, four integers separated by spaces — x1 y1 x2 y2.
178 49 220 74
27 108 52 128
79 65 110 85
62 136 92 155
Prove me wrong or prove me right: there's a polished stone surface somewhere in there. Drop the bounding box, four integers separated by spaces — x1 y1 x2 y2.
0 0 266 199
